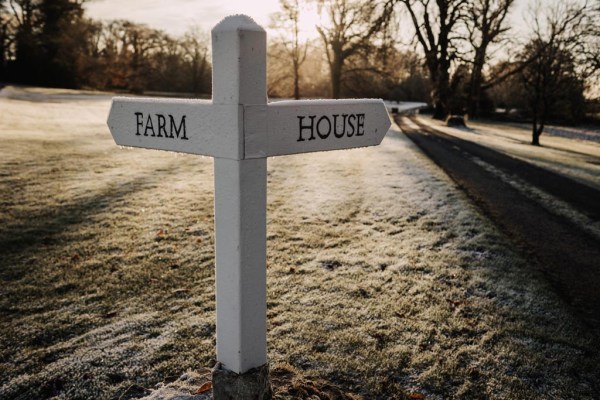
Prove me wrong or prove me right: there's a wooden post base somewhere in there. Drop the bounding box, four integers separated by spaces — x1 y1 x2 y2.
211 362 272 400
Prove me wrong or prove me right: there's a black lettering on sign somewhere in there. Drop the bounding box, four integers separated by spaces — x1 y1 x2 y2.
135 112 143 135
297 113 366 141
297 116 316 142
357 113 365 136
170 115 188 140
157 114 166 138
347 114 356 137
133 113 188 140
332 114 345 138
144 114 155 137
317 116 331 139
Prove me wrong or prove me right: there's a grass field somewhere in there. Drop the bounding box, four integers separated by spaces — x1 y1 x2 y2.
1 87 599 399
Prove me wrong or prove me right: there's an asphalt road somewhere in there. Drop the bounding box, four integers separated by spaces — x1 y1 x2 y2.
396 116 600 330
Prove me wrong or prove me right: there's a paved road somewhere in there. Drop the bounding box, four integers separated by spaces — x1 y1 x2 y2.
396 116 600 330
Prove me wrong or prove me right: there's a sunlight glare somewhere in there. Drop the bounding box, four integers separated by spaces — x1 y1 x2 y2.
296 2 324 41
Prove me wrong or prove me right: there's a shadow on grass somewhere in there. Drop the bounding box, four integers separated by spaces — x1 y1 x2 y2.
0 163 181 280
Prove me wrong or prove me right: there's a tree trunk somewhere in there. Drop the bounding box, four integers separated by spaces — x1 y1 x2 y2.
432 98 446 120
432 68 450 120
293 59 300 100
330 55 342 99
531 115 543 146
0 24 6 78
532 128 541 146
468 49 486 118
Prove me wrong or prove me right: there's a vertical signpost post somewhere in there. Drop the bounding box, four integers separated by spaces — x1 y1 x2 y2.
211 17 270 398
107 14 390 400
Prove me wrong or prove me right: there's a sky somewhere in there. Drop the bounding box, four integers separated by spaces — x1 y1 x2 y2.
84 0 532 39
85 0 285 36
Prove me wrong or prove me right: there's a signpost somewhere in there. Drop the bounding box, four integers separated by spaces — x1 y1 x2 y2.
107 14 391 400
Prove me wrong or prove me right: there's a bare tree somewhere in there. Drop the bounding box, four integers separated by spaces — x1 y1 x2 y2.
7 0 38 82
520 1 590 146
0 0 16 78
465 0 514 117
396 0 469 119
181 26 210 95
269 0 308 99
315 0 393 98
122 22 162 92
95 20 163 92
580 0 600 89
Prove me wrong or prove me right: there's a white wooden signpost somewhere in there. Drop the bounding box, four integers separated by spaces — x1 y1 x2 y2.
107 14 391 399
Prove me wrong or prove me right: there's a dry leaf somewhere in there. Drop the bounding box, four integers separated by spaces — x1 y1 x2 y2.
194 381 212 394
409 393 426 399
156 229 167 237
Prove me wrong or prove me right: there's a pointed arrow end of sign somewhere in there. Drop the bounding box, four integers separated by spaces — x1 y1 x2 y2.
106 99 117 143
374 100 392 145
106 98 124 146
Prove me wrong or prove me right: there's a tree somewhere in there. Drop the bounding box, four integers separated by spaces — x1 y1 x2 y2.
96 20 131 90
388 50 431 102
124 22 163 93
3 0 93 87
396 0 469 119
37 0 88 87
519 1 590 145
315 0 393 98
269 0 308 99
520 40 585 145
7 0 39 83
580 0 600 94
465 0 514 117
0 0 16 80
181 27 210 95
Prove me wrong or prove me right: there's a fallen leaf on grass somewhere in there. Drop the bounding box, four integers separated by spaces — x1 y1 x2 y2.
194 381 212 394
446 299 463 307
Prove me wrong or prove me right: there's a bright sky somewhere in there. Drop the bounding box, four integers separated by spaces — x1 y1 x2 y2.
85 0 285 36
85 0 532 40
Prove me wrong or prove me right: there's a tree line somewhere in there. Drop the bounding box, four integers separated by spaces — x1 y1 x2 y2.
1 0 599 144
0 0 211 94
268 0 599 144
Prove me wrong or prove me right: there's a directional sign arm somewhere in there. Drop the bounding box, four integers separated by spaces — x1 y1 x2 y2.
244 99 391 158
107 97 242 159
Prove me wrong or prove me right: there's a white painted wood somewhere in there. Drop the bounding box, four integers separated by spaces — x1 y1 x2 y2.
244 99 391 158
212 15 268 374
212 15 266 105
107 98 242 159
214 157 267 374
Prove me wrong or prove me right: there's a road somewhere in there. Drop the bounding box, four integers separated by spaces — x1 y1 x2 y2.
396 116 600 330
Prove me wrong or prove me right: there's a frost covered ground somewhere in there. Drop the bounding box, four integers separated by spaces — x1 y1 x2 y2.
1 87 599 399
417 116 600 191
